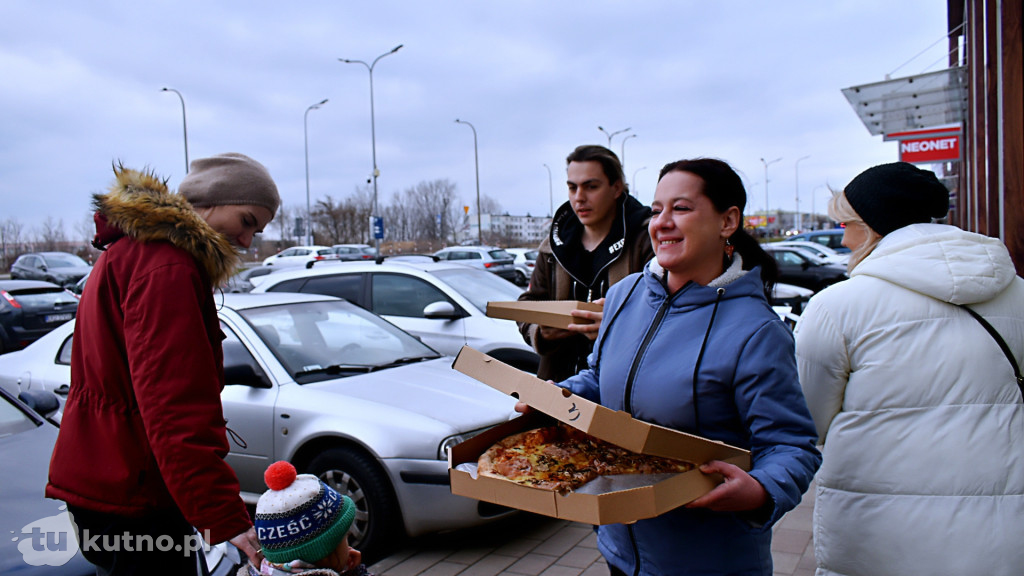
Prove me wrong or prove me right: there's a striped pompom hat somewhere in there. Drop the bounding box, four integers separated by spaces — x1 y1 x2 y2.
254 461 356 563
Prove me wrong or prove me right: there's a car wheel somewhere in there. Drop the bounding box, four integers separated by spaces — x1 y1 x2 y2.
306 446 402 562
514 270 527 286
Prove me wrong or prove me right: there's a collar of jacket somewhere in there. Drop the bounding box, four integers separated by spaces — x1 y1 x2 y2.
548 193 650 268
90 165 239 286
645 256 765 308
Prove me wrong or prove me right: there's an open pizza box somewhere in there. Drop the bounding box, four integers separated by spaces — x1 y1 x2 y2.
448 346 750 525
485 300 603 329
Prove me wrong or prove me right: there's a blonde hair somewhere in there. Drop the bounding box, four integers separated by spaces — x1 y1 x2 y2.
828 190 882 272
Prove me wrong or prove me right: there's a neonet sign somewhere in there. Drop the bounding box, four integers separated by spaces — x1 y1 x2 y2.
884 126 961 164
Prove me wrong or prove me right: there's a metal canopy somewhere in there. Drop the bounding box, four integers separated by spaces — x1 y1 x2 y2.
842 67 968 136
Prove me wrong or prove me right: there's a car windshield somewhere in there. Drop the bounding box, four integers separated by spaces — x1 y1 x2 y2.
432 267 524 312
524 250 538 260
487 249 512 260
237 300 441 382
43 254 88 268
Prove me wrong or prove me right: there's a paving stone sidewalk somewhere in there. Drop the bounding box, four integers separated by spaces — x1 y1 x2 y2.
369 483 816 576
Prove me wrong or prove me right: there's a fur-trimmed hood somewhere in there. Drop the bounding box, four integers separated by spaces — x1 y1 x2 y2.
91 165 239 286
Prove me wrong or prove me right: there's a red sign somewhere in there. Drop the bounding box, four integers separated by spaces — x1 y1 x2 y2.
899 134 960 163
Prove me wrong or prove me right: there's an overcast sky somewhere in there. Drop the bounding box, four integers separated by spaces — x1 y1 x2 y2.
2 0 951 240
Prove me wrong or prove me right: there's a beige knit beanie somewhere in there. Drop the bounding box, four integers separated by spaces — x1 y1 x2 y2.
179 152 281 215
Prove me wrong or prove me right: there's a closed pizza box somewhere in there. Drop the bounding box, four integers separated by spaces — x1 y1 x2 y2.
448 346 750 525
485 300 602 329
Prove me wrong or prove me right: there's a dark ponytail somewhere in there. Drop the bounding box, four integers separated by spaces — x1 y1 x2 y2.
658 158 778 298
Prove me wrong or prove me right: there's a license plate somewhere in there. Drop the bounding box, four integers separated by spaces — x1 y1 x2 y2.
45 313 74 323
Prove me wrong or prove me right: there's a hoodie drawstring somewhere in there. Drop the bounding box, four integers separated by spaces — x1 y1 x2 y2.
691 288 725 436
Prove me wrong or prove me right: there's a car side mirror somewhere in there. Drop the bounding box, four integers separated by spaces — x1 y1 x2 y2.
18 389 61 418
224 363 272 388
423 301 460 320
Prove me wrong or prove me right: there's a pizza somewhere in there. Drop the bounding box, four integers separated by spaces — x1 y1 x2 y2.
477 424 694 494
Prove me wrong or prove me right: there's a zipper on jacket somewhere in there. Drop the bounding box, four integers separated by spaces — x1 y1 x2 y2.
623 292 676 413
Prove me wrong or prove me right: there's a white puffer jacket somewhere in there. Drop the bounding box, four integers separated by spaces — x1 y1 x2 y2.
795 224 1024 576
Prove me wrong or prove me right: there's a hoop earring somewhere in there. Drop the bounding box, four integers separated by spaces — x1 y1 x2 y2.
724 238 735 259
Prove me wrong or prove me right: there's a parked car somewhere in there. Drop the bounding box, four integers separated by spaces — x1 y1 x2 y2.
329 244 375 262
0 385 240 576
771 282 814 316
505 248 539 286
763 244 849 292
774 240 850 266
0 280 78 354
262 245 334 267
223 266 276 293
0 292 518 561
433 246 518 283
786 229 849 253
9 252 93 288
252 259 539 373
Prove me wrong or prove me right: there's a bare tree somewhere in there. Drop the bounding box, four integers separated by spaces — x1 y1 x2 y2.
386 179 463 244
37 216 67 252
1 218 26 269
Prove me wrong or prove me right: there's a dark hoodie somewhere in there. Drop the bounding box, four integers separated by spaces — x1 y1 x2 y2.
518 193 654 381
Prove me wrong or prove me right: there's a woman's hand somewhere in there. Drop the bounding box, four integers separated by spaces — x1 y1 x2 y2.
685 460 769 512
567 298 604 341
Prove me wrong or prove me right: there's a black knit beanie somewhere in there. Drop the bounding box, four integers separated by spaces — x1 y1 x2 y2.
844 162 949 236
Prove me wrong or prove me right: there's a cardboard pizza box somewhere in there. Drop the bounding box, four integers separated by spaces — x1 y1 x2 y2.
448 345 751 525
485 300 603 329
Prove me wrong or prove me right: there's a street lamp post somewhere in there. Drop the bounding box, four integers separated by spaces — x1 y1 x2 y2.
760 157 782 233
794 155 811 232
620 133 636 175
812 185 829 229
304 98 328 246
632 166 647 197
160 87 189 174
597 125 631 149
454 119 482 245
339 44 403 255
542 163 553 216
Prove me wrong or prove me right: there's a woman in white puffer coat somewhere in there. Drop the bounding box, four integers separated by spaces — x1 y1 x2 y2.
795 162 1024 576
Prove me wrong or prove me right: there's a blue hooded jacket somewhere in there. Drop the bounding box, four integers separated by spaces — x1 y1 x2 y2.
561 258 820 575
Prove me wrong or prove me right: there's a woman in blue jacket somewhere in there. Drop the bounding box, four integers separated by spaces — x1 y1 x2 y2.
560 158 820 575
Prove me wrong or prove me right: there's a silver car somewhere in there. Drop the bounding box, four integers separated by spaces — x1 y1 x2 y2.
0 292 517 561
250 259 540 373
433 246 518 283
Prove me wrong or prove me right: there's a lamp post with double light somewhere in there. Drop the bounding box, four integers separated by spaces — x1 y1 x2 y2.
454 119 482 245
160 87 189 174
339 44 403 255
304 98 328 246
597 125 631 149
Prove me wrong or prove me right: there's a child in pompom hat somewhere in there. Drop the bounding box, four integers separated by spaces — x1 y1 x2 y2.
241 461 374 576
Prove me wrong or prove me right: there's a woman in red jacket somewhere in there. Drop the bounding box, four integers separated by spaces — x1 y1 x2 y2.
46 153 279 575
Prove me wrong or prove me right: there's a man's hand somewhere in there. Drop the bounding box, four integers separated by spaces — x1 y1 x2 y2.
567 298 604 341
229 526 263 568
685 460 769 512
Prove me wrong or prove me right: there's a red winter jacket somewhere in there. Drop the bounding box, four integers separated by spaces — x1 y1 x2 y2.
46 167 251 544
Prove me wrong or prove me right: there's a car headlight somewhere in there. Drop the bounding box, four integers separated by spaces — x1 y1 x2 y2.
438 425 496 460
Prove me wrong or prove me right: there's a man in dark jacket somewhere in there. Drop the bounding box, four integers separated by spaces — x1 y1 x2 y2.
46 154 279 574
518 145 654 381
